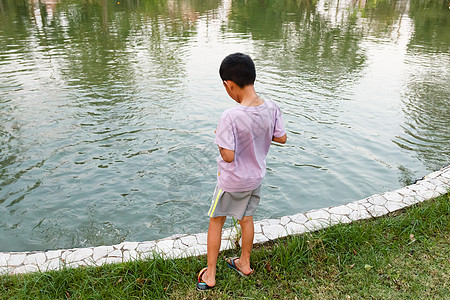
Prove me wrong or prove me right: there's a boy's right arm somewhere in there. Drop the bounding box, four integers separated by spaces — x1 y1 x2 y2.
272 134 287 144
218 145 235 163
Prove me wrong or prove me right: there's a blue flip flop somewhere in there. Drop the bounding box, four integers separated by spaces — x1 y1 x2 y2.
226 257 254 277
196 267 215 291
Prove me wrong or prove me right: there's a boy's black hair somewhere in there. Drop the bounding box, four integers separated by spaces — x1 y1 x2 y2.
219 53 256 88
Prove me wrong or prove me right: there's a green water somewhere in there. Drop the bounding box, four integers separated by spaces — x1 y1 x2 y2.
0 0 448 252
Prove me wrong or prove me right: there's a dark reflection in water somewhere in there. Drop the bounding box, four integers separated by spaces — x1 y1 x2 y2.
0 0 448 251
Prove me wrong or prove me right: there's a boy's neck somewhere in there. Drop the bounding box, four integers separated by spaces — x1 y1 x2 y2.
236 85 264 107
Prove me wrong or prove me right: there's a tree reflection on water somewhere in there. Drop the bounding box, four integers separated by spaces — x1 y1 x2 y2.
0 0 448 251
395 0 450 170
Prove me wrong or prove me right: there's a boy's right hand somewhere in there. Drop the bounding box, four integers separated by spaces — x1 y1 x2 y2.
272 134 287 144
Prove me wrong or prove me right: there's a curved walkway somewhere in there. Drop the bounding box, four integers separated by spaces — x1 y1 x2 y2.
1 166 449 275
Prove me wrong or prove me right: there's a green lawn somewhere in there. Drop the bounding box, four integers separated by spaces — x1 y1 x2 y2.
1 192 449 299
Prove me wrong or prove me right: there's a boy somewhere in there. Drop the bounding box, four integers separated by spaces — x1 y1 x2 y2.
197 53 287 291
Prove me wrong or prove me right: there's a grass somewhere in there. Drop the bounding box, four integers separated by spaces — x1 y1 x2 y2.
1 192 448 299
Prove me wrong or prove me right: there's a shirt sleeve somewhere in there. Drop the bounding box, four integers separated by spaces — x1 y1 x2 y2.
273 104 286 138
214 111 235 150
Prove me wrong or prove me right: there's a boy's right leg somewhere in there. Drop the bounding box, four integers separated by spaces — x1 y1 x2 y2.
202 216 226 287
233 215 254 275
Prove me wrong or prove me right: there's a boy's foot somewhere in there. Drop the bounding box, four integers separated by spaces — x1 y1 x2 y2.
196 267 215 291
226 257 254 277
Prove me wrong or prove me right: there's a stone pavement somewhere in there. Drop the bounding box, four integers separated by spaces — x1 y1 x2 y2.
1 165 448 275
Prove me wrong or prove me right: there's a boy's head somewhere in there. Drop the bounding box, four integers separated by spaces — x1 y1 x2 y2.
219 53 256 88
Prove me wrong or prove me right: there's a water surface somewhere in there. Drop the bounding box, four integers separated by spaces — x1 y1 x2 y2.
0 0 449 251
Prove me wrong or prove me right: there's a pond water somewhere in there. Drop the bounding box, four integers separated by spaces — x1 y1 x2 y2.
0 0 449 252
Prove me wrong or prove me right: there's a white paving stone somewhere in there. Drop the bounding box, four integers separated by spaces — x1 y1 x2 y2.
14 265 39 274
139 251 154 260
436 185 448 194
60 250 73 262
407 183 423 192
122 242 139 251
195 233 208 245
253 233 270 244
46 250 62 260
306 209 330 220
327 205 354 215
284 222 308 235
100 257 123 265
219 239 233 251
383 191 403 202
266 218 283 226
427 178 448 188
156 239 175 253
0 266 9 275
95 257 114 266
165 248 185 259
399 187 418 197
254 222 263 234
93 246 113 262
348 209 372 221
263 224 287 240
385 201 408 213
424 170 441 180
66 248 93 263
222 227 238 240
346 201 365 211
304 219 329 231
108 257 124 264
166 234 187 240
173 239 187 250
136 241 156 253
368 195 387 206
395 187 413 196
367 205 389 217
257 219 271 227
42 258 61 271
82 258 96 266
108 250 123 258
180 235 198 248
0 253 10 267
329 214 352 224
188 244 208 256
402 195 421 206
24 252 46 266
353 198 372 208
123 250 139 261
113 243 125 250
8 254 26 266
413 185 433 196
419 180 438 190
420 189 441 200
361 201 372 208
280 216 291 226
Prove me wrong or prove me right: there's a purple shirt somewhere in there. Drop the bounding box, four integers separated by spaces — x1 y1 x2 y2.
214 99 286 192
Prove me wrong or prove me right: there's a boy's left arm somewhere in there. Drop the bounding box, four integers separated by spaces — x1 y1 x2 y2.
272 103 287 144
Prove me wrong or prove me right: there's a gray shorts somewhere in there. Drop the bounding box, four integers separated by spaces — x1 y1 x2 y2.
207 185 261 220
